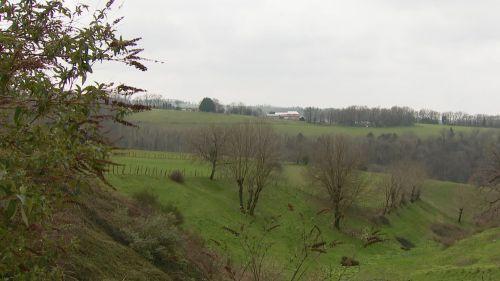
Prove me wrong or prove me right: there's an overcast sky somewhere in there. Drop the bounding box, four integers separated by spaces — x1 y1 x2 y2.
92 0 500 114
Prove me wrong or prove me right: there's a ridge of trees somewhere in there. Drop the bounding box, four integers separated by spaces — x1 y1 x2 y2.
303 106 416 127
109 122 500 185
130 95 500 129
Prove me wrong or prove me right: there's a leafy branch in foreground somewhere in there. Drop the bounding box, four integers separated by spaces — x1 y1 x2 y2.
0 0 149 278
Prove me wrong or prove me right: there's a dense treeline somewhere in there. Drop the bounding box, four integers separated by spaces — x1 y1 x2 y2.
363 129 499 183
304 106 500 128
225 103 263 116
303 106 415 127
131 95 500 129
108 122 500 184
129 94 198 110
441 112 500 128
107 122 190 152
132 96 262 116
414 109 441 124
282 128 499 183
416 109 500 128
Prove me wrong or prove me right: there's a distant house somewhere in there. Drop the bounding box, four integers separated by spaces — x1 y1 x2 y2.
266 111 301 120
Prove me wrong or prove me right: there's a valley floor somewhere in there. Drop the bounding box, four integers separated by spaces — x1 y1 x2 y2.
108 150 500 281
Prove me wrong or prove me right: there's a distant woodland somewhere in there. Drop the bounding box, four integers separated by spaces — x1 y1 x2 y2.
107 115 500 185
130 95 500 128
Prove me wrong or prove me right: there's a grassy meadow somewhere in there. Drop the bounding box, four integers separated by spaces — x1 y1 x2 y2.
127 109 497 138
108 150 500 281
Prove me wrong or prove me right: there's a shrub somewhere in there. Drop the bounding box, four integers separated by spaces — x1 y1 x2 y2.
133 190 184 225
133 189 159 208
159 203 184 226
129 215 183 271
340 256 359 267
169 170 185 183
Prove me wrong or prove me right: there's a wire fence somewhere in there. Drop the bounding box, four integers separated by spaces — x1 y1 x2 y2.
105 164 226 180
112 151 195 161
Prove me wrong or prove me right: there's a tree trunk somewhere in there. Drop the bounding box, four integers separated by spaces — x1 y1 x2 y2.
458 208 464 223
209 161 216 180
383 197 391 215
248 187 262 216
246 189 254 213
333 208 342 230
334 215 341 230
237 179 245 213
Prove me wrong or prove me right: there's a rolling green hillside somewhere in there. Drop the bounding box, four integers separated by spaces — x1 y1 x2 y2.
107 150 500 281
127 109 497 138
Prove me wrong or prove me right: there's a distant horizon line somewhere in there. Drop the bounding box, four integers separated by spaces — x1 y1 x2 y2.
131 94 500 116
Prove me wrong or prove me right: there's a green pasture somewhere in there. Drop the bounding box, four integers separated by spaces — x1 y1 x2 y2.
108 150 500 281
127 109 497 138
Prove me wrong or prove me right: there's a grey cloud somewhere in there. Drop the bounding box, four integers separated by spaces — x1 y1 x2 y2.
91 0 500 114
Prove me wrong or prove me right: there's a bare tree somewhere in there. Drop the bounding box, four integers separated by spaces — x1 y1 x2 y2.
308 135 363 230
382 166 405 215
225 122 281 214
454 184 473 224
485 148 500 205
225 122 256 212
473 147 500 225
189 125 227 180
246 124 281 215
382 161 426 214
407 162 427 203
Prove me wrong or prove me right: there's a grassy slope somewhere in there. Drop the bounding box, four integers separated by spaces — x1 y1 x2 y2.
108 152 500 281
128 109 496 138
67 225 172 281
61 187 174 281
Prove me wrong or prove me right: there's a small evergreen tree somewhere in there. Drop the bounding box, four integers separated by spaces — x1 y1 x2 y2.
199 97 216 112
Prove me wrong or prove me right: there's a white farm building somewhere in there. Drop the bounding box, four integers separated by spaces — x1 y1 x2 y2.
266 111 301 120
